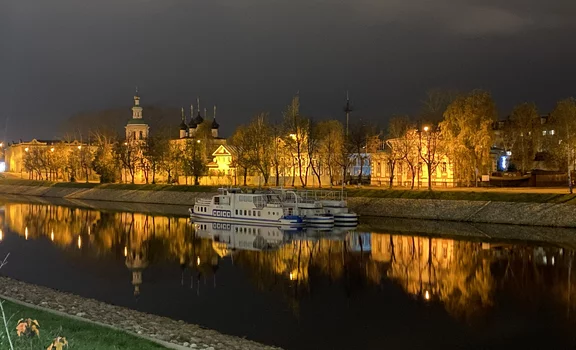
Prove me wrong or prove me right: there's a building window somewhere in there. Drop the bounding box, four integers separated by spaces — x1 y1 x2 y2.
139 131 143 139
542 130 547 136
550 130 555 135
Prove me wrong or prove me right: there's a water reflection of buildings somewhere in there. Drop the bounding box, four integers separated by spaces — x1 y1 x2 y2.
5 202 576 321
3 203 194 296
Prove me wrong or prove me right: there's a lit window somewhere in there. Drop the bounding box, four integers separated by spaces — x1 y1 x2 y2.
550 130 555 135
543 130 547 136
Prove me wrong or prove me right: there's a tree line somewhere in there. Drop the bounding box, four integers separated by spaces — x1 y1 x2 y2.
384 89 576 190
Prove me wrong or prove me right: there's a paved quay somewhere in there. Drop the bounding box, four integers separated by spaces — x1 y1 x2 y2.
0 277 281 350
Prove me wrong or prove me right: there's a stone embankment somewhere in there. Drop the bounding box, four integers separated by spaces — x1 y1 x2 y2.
2 184 576 227
0 277 280 350
347 197 576 228
0 184 212 206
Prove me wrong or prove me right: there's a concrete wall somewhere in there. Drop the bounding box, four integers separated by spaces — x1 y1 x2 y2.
347 197 576 228
2 184 576 227
0 185 212 206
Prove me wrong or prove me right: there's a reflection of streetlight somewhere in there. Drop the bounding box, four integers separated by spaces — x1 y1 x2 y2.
25 227 28 240
196 256 201 266
51 230 54 241
0 229 3 242
124 246 128 257
77 236 82 249
425 290 430 300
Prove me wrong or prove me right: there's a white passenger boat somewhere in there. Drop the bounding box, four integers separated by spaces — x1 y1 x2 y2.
189 188 303 226
194 221 292 252
271 189 335 227
288 190 359 225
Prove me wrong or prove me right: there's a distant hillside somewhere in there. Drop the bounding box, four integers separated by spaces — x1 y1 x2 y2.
61 106 181 139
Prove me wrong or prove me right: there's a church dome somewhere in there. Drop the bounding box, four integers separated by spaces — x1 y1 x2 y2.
188 119 197 129
211 118 220 129
193 113 204 125
179 119 188 130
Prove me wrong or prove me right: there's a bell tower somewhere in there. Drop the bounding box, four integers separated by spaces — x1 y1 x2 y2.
125 88 150 142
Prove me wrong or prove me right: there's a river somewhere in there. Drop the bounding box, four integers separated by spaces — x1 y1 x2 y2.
0 198 575 349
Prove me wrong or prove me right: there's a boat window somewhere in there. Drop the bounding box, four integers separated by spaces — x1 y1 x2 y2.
258 211 261 217
244 210 247 215
253 211 256 216
235 210 238 215
214 197 220 205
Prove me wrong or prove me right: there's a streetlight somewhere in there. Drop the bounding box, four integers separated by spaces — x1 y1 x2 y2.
423 126 429 132
77 145 82 150
50 147 55 152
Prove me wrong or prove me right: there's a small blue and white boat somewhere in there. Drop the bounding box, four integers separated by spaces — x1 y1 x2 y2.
189 188 303 226
272 189 335 227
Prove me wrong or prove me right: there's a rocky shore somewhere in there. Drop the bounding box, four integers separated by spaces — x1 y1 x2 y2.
0 277 280 350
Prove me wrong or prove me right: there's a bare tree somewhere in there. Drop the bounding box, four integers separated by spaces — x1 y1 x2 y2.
440 90 497 187
548 97 576 193
230 125 253 186
283 94 309 187
347 120 379 185
386 116 412 188
91 130 119 183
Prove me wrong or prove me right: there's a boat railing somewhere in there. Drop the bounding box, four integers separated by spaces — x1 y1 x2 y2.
293 190 347 202
195 198 212 205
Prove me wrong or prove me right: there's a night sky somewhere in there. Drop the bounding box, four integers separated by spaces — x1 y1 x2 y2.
3 0 576 141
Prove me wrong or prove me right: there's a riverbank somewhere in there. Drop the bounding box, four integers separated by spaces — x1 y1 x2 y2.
1 299 166 350
2 180 576 227
0 277 280 350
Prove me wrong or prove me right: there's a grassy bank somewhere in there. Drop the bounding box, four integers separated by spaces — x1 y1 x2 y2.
345 188 576 204
0 179 218 192
2 178 576 204
0 299 165 349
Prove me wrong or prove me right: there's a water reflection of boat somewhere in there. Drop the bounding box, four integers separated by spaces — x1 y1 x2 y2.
346 232 371 252
193 221 292 253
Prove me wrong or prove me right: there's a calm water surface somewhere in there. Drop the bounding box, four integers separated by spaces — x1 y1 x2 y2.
1 201 576 349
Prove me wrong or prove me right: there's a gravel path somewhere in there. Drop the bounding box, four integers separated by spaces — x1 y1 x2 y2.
0 277 281 350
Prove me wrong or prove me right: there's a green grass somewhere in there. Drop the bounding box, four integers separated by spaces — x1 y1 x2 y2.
0 179 218 193
0 300 166 350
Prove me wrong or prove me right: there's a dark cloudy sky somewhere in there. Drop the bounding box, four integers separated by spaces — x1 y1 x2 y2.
2 0 576 141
